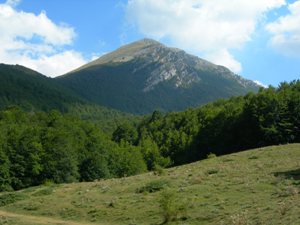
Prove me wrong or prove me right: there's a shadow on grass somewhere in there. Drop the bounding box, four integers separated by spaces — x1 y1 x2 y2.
274 169 300 180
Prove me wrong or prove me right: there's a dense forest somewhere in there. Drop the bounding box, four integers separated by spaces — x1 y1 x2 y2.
114 80 300 166
1 81 300 191
0 108 146 191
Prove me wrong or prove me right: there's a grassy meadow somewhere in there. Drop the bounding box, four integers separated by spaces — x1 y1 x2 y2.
0 144 299 225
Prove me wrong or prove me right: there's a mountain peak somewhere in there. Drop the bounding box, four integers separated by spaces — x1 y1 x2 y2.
135 38 162 46
59 40 260 114
71 39 164 72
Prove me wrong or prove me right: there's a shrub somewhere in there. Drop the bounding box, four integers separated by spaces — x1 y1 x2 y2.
43 180 54 186
159 189 187 223
207 169 219 175
32 187 54 196
248 155 258 160
153 165 166 176
207 152 217 159
0 193 27 207
136 180 169 193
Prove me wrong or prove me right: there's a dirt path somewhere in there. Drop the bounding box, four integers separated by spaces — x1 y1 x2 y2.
0 210 98 225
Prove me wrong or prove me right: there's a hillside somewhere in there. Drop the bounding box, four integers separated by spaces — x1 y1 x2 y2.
0 63 137 133
0 63 84 112
56 39 260 114
0 144 299 225
112 81 300 167
0 81 299 193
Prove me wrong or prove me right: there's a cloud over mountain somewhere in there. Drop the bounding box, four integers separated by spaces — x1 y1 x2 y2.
126 0 285 73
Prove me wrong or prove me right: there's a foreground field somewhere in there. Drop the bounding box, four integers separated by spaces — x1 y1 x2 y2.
0 144 299 225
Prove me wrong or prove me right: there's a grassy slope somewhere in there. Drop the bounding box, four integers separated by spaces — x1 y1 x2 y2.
0 144 299 225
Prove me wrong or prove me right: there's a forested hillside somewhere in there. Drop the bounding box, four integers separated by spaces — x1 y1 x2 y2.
0 64 83 112
114 80 300 166
1 81 299 192
0 63 137 133
0 108 146 191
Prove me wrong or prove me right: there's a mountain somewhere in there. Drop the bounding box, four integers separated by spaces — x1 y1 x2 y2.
56 39 260 114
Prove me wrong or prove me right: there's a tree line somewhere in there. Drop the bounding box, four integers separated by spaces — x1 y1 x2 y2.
113 80 300 166
1 80 300 191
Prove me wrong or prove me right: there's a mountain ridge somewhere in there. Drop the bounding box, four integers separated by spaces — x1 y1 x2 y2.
0 63 84 112
70 38 258 92
0 63 136 133
57 39 260 114
70 39 164 72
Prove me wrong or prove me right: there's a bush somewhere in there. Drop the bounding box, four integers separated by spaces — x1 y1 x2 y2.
43 180 54 186
207 152 217 159
153 165 166 176
32 187 54 196
159 189 187 223
207 168 219 175
248 155 258 160
136 180 169 193
0 192 27 206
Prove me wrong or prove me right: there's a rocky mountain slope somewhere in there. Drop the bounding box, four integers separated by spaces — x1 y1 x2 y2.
57 39 260 114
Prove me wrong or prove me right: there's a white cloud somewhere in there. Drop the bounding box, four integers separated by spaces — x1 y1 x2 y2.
205 49 242 74
126 0 285 73
0 2 87 77
3 51 87 77
254 80 268 88
5 0 21 7
266 0 300 57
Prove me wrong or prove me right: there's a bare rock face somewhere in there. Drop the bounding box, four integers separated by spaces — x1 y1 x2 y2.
78 38 258 92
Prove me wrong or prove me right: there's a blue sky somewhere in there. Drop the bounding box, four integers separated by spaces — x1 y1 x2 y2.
0 0 299 86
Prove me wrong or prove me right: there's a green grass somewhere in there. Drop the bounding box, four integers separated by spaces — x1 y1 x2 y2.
0 144 299 225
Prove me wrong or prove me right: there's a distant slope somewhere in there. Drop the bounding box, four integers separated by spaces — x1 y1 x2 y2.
57 39 260 114
0 63 84 112
1 144 299 225
0 63 137 132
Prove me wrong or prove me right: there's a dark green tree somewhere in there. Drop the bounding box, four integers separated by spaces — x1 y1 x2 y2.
0 146 11 191
79 153 110 181
112 122 138 145
139 137 170 170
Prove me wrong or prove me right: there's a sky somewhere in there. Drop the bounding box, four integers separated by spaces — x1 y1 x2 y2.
0 0 299 86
